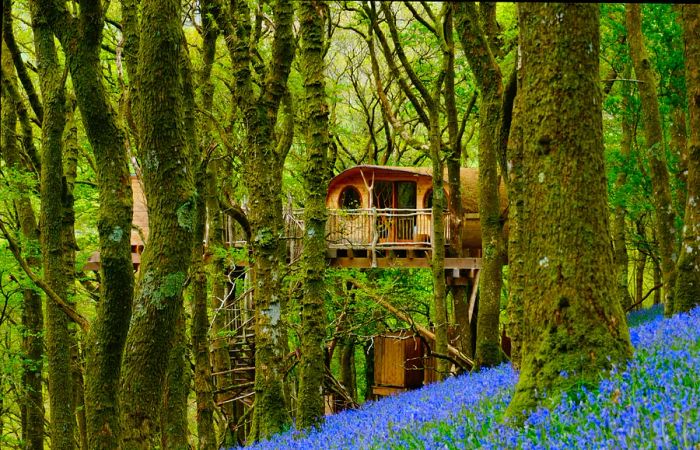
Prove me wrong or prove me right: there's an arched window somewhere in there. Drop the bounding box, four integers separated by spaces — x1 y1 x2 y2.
423 188 447 209
338 186 362 209
424 189 434 209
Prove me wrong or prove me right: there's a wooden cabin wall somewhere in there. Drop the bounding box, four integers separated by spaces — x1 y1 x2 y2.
131 175 149 249
326 173 434 210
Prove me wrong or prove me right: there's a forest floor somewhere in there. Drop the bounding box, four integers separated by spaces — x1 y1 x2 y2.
243 304 700 449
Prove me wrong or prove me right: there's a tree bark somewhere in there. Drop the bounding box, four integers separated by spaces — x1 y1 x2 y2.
191 169 217 450
443 3 470 360
227 0 295 440
429 100 449 379
64 96 87 450
506 44 524 368
506 3 632 418
161 307 190 450
626 4 677 316
612 66 635 311
455 2 505 369
673 5 700 313
119 0 196 446
297 0 330 430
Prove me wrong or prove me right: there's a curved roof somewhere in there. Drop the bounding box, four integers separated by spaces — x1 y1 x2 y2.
327 165 433 196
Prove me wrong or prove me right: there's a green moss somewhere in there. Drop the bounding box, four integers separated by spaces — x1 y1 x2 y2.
176 195 197 232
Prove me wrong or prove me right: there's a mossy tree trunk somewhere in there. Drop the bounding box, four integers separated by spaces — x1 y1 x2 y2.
189 2 218 447
228 0 295 440
34 0 136 445
612 66 635 311
443 4 470 360
160 307 191 449
429 98 448 379
190 192 217 450
119 0 196 446
297 0 330 429
506 4 632 419
3 6 42 126
455 2 505 369
63 98 88 450
673 5 700 313
1 45 45 450
506 56 524 368
626 4 677 316
29 4 76 447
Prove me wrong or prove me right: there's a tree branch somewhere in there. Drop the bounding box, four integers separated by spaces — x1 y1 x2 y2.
0 220 90 332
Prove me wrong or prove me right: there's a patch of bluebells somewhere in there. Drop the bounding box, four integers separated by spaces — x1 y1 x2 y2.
626 303 664 328
242 306 700 449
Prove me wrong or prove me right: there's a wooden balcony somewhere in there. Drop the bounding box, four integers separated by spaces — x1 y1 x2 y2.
284 208 479 271
326 208 450 249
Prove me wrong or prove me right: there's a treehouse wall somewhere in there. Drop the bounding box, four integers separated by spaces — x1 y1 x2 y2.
131 175 148 249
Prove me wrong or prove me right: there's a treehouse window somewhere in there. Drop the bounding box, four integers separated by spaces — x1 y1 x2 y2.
424 189 447 209
424 189 434 209
339 186 362 209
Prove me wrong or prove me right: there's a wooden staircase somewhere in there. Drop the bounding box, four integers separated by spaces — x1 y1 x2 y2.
210 268 255 443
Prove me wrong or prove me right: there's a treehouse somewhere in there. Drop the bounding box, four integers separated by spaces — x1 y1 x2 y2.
315 165 507 274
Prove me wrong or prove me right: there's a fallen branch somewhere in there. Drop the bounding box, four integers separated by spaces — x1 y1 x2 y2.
625 283 663 312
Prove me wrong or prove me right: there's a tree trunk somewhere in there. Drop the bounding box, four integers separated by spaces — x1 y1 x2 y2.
119 1 196 446
455 2 505 369
444 4 470 360
635 250 647 308
507 4 632 418
506 52 524 369
429 99 448 379
339 341 356 402
653 259 662 305
63 97 87 450
191 170 217 450
297 0 330 430
1 45 45 450
161 308 191 450
612 66 635 311
30 7 76 447
673 5 700 313
626 4 677 316
226 0 295 440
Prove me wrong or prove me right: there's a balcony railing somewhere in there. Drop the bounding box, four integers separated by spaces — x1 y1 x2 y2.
285 208 451 253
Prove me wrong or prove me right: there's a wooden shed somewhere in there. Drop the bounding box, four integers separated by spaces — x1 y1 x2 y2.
371 331 425 397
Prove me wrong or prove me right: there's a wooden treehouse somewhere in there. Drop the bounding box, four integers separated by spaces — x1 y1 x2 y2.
82 166 506 441
285 165 506 271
